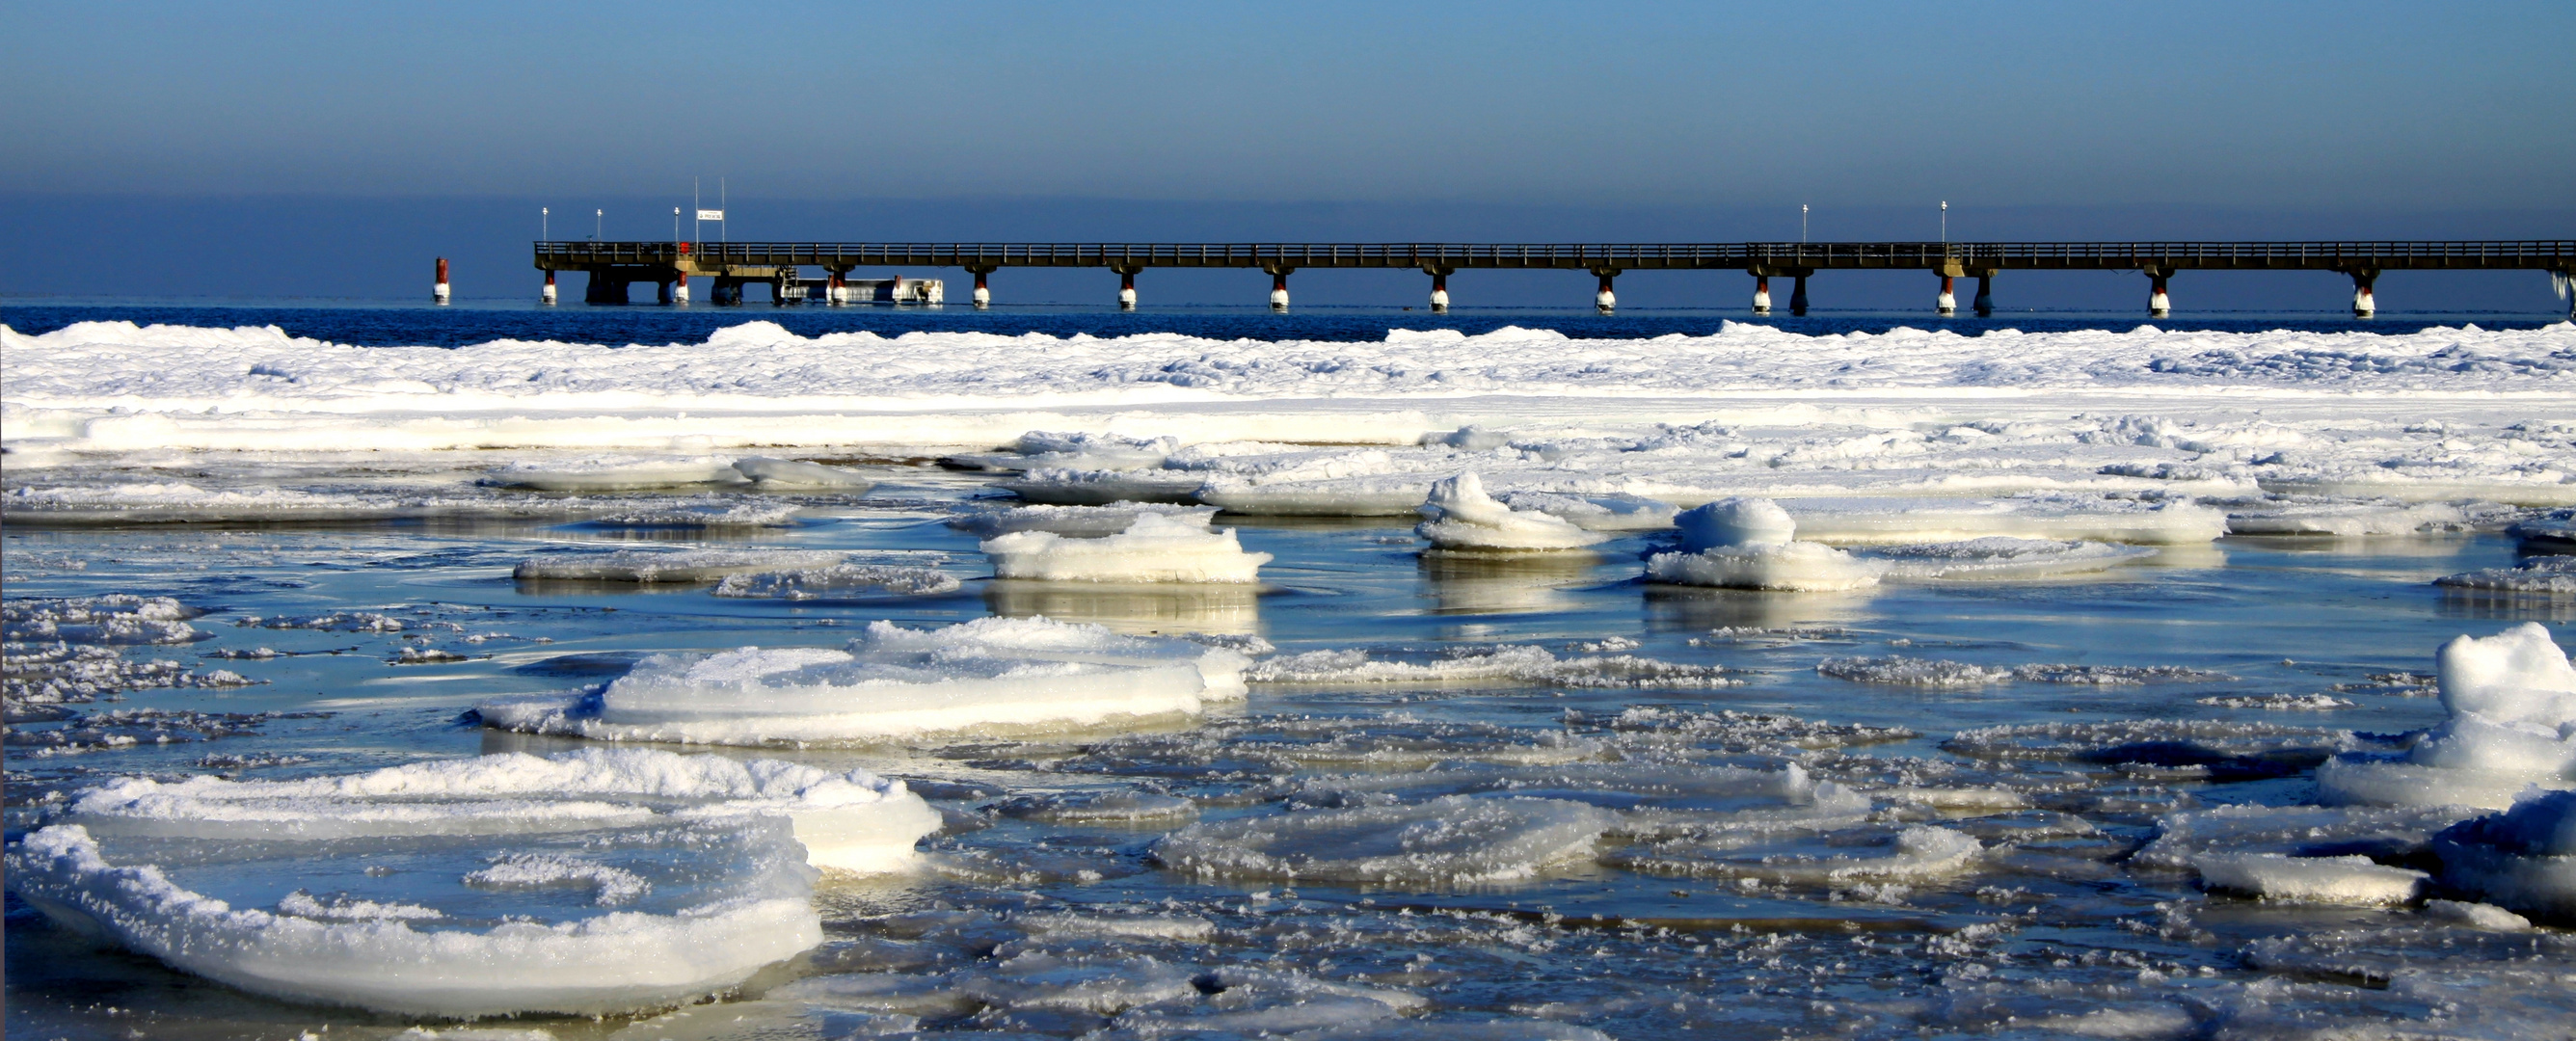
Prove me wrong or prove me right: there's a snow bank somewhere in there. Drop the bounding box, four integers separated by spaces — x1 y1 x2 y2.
1414 472 1608 550
3 749 941 1016
981 513 1272 583
1152 795 1614 885
2317 623 2576 810
478 617 1251 744
513 549 845 583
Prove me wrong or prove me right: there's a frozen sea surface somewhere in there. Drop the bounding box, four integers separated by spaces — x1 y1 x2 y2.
6 305 2576 1040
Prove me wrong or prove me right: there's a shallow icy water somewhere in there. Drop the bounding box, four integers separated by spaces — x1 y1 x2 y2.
7 467 2572 1040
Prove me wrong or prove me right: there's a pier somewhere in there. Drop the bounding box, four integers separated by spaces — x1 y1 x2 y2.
528 240 2576 316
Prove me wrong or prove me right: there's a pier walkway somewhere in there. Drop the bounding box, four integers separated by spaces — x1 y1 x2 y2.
524 240 2576 317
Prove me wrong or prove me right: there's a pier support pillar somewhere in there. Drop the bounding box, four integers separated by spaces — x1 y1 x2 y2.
1114 265 1140 310
968 266 993 308
1427 267 1451 312
674 271 688 306
1789 274 1810 316
1972 273 1994 317
827 271 845 306
2147 270 2172 318
1752 275 1772 315
1936 275 1956 316
1592 268 1620 314
656 280 673 306
585 272 624 305
1265 266 1294 310
433 257 450 305
542 270 556 306
2349 269 2378 318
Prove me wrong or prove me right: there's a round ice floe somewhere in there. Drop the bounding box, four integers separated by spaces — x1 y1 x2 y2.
1413 472 1609 551
1647 542 1888 591
1609 824 1983 886
478 617 1251 744
4 749 942 1016
1675 497 1797 549
2316 623 2576 810
1152 795 1615 885
982 513 1273 582
2431 789 2576 920
514 549 846 583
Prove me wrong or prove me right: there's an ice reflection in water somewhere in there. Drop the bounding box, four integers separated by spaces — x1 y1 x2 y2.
6 482 2576 1040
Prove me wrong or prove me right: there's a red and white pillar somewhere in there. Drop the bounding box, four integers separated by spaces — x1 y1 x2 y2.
1430 271 1449 312
1594 272 1616 314
1752 275 1772 315
973 270 991 308
1120 270 1139 309
2149 273 2171 318
1936 275 1955 316
1270 271 1290 310
433 257 450 304
2351 271 2377 318
541 269 556 305
674 271 689 305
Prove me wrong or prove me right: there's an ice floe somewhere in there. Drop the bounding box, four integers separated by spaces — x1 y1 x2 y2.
2190 853 2429 904
513 549 847 583
3 748 940 1016
946 501 1220 538
1648 498 1886 591
478 617 1251 744
2429 789 2576 920
1152 795 1614 885
1247 644 1737 688
1414 472 1609 550
2435 554 2576 595
981 513 1271 583
727 456 874 490
711 564 962 600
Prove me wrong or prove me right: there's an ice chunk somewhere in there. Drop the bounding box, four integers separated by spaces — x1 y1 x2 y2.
981 513 1272 583
2510 513 2576 552
1817 655 2011 687
1153 795 1614 885
948 431 1179 472
3 748 943 1016
946 501 1219 538
2317 623 2576 810
1000 468 1208 506
2226 500 2469 537
2422 898 2534 930
1414 472 1609 550
1676 497 1798 549
1492 490 1677 531
2134 804 2470 868
730 457 873 490
2430 789 2576 920
1646 542 1888 592
2435 555 2576 596
577 500 803 528
2191 853 2428 904
711 564 962 600
513 549 846 583
479 617 1250 744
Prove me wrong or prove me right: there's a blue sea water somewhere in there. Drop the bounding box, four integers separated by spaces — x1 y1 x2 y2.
5 300 2574 1040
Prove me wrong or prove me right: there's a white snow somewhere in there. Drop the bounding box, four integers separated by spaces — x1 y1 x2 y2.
1414 472 1609 550
477 616 1251 744
4 749 942 1016
2318 623 2576 810
981 513 1272 583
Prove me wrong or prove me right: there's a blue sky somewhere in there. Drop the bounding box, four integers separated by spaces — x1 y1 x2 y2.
4 1 2570 304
